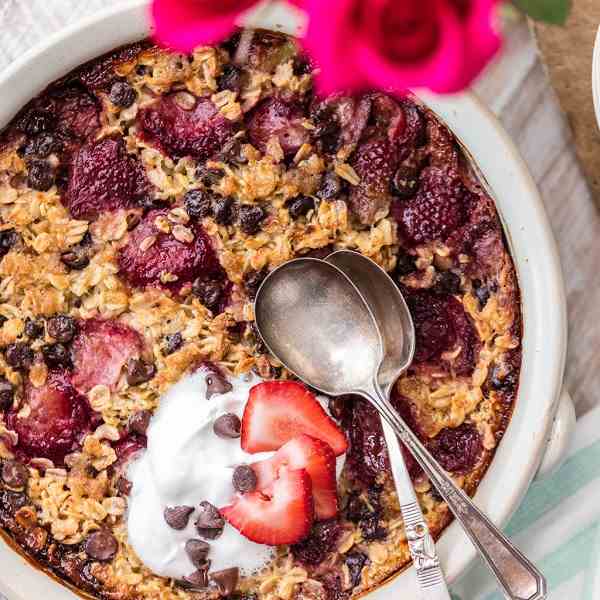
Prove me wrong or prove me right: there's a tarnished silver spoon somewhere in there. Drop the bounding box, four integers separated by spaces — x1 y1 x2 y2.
326 250 450 599
254 258 546 600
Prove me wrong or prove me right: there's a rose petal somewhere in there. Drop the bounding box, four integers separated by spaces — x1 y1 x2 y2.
151 0 258 52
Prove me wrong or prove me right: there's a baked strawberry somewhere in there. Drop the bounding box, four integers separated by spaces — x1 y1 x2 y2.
252 434 338 520
118 208 224 292
65 136 151 220
6 370 90 463
393 166 471 246
241 381 348 456
137 94 233 161
220 468 313 545
246 96 309 156
349 137 398 224
405 290 479 375
71 318 143 393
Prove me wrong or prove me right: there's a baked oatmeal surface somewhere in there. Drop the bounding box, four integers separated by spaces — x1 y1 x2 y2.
0 29 520 600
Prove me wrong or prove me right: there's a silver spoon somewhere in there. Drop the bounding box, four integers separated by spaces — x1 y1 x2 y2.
326 250 450 599
254 258 546 600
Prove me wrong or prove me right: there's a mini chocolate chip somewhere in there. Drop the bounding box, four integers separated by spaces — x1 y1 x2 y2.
129 410 152 435
219 64 242 93
195 501 224 539
184 189 213 220
359 512 387 541
473 279 490 309
27 160 55 191
1 460 29 489
205 373 233 400
5 342 34 370
24 318 44 339
0 378 14 411
345 552 368 588
109 81 137 108
219 138 247 165
193 278 223 313
213 197 234 225
182 566 209 590
41 343 71 368
345 494 367 522
135 64 148 76
126 213 142 231
163 332 183 355
394 252 417 277
164 505 195 530
313 108 341 155
18 110 54 136
391 166 419 199
436 271 461 295
232 465 257 494
185 539 210 567
47 314 77 343
0 229 19 256
316 172 343 200
243 268 267 300
126 358 156 386
24 132 57 159
213 413 241 439
238 205 265 235
116 476 132 496
286 196 315 219
210 567 239 595
196 165 224 187
60 247 90 270
84 530 118 561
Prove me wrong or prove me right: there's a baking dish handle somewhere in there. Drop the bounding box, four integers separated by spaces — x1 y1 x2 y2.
535 387 575 480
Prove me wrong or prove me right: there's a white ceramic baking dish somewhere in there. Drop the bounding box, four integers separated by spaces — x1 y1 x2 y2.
0 1 573 598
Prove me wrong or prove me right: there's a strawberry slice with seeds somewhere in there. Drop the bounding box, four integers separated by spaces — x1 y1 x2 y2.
252 434 338 520
241 381 348 456
220 468 313 545
71 318 143 393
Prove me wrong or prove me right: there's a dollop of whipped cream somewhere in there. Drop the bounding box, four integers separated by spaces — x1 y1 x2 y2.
127 369 341 579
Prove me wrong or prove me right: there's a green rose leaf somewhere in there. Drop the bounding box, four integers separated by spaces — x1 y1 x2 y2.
513 0 570 25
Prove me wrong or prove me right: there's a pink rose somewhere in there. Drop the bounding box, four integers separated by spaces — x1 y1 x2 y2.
151 0 258 52
150 0 500 94
301 0 501 94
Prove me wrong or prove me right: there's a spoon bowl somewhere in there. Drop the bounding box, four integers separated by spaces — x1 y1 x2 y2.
254 258 383 395
325 250 415 395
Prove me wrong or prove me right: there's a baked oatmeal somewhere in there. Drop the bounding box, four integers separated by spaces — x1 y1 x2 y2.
0 29 521 600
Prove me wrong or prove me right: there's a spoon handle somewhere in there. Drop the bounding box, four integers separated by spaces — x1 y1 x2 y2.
382 419 452 600
366 385 547 600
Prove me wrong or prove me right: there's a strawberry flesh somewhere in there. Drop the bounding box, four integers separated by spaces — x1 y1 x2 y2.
246 96 309 157
241 381 348 456
252 434 338 520
137 94 233 161
118 208 225 292
393 166 471 246
71 318 143 393
405 290 478 375
65 136 151 220
6 370 91 464
220 468 314 545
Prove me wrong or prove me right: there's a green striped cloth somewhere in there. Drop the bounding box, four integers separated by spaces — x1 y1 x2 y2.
451 406 600 600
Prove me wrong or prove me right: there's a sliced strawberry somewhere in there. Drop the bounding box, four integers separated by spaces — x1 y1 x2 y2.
220 468 313 545
6 370 90 463
252 434 338 520
241 381 348 456
71 318 143 393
